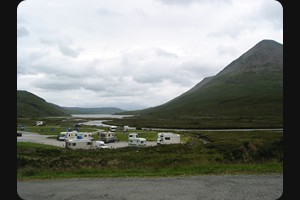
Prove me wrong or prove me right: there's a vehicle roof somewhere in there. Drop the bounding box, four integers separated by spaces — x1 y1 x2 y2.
95 140 105 143
67 138 92 142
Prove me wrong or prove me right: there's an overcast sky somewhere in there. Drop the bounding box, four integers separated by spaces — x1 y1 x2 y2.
17 0 283 110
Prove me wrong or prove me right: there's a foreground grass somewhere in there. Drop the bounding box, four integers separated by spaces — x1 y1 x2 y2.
17 130 283 180
17 163 282 180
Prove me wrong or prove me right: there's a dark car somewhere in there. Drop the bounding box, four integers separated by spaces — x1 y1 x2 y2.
17 132 22 137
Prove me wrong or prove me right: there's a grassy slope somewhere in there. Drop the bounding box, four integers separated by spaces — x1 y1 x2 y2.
17 90 70 118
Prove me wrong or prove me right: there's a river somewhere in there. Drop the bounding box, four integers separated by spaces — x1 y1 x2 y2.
71 114 283 132
71 114 134 127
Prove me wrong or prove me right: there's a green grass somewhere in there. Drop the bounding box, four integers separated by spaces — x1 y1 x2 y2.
17 163 282 180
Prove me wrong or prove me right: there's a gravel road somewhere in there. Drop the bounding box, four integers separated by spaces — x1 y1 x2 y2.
17 174 282 200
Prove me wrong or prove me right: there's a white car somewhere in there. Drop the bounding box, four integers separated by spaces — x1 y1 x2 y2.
94 141 109 149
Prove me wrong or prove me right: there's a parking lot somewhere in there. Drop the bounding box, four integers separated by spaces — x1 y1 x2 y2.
17 131 157 149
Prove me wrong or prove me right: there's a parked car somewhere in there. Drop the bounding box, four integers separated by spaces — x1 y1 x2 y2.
17 132 22 137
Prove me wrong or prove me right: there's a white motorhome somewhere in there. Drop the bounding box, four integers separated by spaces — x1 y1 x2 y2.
109 125 117 132
94 141 109 149
65 138 94 150
57 132 67 141
60 131 94 141
77 132 93 141
123 125 136 132
63 130 79 141
36 121 45 126
157 132 180 145
99 131 117 143
123 125 129 132
128 133 146 147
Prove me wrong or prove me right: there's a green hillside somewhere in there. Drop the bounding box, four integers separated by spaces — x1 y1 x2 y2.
17 90 70 118
63 107 127 114
115 40 283 129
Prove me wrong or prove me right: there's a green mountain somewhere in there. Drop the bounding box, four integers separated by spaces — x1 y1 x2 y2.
63 107 127 114
17 90 70 118
119 39 283 128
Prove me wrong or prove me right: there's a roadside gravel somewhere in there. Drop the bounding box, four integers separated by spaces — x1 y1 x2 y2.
17 174 283 200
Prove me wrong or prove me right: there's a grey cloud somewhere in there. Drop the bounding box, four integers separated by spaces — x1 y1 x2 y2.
17 26 29 37
40 38 56 45
133 72 165 84
157 0 231 6
32 77 81 91
180 61 218 78
217 45 238 57
258 0 283 30
96 8 122 17
207 25 241 39
158 0 202 5
58 44 82 58
156 48 178 58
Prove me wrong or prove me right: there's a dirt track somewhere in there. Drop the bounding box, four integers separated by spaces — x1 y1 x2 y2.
17 174 283 200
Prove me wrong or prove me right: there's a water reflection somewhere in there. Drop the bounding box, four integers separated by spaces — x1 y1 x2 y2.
72 114 134 127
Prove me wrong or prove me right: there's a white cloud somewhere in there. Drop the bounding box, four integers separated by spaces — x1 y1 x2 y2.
17 0 283 110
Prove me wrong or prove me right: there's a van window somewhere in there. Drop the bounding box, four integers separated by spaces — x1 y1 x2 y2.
165 137 170 140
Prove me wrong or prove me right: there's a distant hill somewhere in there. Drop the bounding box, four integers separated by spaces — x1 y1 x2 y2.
119 39 283 128
63 107 127 114
17 90 127 117
17 90 70 118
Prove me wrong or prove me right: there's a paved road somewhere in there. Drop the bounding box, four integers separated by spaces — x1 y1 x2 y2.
17 174 283 200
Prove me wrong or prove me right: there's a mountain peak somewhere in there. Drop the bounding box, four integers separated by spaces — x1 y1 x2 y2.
133 39 283 128
217 39 282 76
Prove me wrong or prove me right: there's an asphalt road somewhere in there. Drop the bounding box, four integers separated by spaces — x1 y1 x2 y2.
17 174 283 200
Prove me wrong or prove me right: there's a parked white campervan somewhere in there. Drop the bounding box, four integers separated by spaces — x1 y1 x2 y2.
109 125 117 132
36 121 45 126
123 125 136 132
157 132 180 145
94 141 109 149
57 132 67 141
99 131 117 143
77 132 93 141
65 138 94 150
128 133 146 147
123 125 129 132
63 131 79 141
